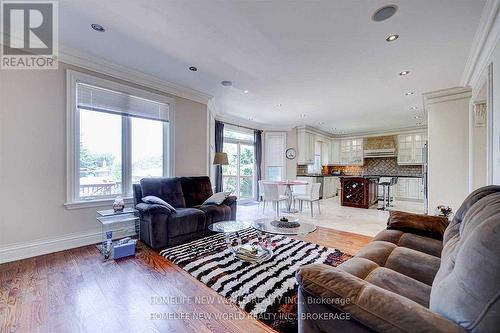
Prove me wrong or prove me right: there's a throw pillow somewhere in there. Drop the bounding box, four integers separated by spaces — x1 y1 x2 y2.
387 210 449 240
202 192 230 205
142 195 177 212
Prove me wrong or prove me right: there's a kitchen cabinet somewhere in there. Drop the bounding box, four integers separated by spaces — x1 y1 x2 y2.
328 139 341 165
340 139 364 165
397 133 427 165
297 130 315 164
321 141 329 166
323 177 340 198
395 177 424 201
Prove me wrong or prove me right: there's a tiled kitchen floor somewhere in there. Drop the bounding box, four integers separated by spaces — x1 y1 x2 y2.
237 197 425 237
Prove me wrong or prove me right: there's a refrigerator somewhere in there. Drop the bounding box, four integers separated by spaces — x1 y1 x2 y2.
423 141 429 214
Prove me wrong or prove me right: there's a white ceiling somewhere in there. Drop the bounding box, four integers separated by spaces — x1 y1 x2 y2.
59 0 486 133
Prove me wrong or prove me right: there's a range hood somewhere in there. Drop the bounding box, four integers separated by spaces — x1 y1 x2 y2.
363 136 396 158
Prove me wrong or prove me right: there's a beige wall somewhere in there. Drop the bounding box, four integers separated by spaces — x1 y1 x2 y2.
285 129 297 179
0 62 209 262
426 90 471 212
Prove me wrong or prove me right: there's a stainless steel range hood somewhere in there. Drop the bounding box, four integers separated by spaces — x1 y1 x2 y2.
363 136 397 158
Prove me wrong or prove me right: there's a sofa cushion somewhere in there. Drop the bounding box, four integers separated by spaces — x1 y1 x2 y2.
387 210 449 240
197 204 232 226
202 192 230 205
180 176 214 207
337 257 431 307
140 177 186 208
365 267 431 307
430 186 500 333
374 229 443 258
167 208 206 238
142 195 177 212
384 247 440 286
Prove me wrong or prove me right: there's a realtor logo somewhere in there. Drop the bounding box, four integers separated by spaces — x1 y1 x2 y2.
1 1 58 69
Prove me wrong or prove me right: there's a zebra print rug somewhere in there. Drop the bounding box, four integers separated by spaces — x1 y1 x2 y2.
160 228 352 332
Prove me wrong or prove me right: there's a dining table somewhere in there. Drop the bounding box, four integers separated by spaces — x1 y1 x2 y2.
262 180 308 213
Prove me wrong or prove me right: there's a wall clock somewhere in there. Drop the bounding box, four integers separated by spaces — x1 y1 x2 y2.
286 148 296 160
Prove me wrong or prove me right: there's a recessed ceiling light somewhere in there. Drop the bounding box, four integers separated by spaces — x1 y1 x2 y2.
243 90 249 94
300 114 307 118
399 71 410 76
188 66 198 72
277 103 283 107
386 34 399 42
372 5 398 22
414 115 421 119
318 122 325 125
405 91 415 96
91 24 105 32
410 106 418 110
221 80 232 87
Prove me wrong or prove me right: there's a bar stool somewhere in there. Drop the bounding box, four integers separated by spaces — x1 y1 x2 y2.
378 177 398 210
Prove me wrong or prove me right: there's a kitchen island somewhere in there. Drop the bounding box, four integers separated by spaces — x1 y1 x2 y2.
340 176 378 209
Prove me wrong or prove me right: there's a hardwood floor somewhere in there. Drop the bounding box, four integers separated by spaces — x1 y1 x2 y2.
0 227 372 333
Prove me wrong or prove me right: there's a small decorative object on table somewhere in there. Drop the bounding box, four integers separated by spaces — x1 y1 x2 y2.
435 205 453 219
271 216 301 228
113 196 125 212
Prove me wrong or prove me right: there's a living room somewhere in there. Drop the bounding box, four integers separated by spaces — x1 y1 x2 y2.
1 1 499 332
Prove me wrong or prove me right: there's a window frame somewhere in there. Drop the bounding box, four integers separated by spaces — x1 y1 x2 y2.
65 70 175 208
222 125 256 201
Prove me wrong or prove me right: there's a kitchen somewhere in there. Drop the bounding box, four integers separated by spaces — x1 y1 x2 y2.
294 126 427 214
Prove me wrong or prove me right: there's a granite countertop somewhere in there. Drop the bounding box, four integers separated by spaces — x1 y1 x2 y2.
297 174 422 178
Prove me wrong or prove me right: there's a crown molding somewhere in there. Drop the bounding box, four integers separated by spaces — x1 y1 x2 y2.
58 46 213 105
461 0 500 89
336 125 427 139
423 87 472 106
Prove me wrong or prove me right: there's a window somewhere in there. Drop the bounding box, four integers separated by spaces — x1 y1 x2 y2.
222 127 255 200
67 70 173 204
265 132 286 181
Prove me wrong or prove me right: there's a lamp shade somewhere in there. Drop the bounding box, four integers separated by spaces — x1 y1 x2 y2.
213 152 229 165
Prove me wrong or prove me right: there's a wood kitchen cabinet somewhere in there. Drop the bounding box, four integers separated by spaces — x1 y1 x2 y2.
297 130 315 164
397 133 427 165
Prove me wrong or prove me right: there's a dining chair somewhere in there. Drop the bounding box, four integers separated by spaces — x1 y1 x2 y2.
262 183 287 216
294 183 321 217
292 184 307 208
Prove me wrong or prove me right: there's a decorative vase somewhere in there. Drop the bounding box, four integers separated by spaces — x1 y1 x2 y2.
113 196 125 212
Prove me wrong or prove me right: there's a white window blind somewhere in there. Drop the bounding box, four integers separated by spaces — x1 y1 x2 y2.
77 82 169 122
266 134 285 167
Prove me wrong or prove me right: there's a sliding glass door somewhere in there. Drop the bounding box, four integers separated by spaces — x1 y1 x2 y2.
222 128 255 200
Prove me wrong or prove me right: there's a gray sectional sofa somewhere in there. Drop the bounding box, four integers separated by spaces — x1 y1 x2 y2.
297 185 500 333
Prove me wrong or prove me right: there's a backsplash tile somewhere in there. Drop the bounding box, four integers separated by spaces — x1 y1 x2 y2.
298 157 422 177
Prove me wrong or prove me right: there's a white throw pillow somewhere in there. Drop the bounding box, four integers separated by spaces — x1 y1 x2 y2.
202 192 230 205
142 195 177 212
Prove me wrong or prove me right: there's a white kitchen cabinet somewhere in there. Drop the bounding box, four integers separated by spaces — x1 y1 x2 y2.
297 130 315 164
321 141 329 166
397 133 427 165
395 177 424 201
329 139 341 165
323 177 340 198
339 138 364 166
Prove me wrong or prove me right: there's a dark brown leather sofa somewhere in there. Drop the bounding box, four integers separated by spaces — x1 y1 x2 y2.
297 185 500 333
133 176 237 249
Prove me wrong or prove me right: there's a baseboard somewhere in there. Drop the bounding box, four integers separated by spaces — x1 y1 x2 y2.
0 229 135 264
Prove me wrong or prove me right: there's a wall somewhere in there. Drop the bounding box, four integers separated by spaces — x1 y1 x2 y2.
285 129 297 179
0 62 209 262
425 88 471 212
492 41 500 184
